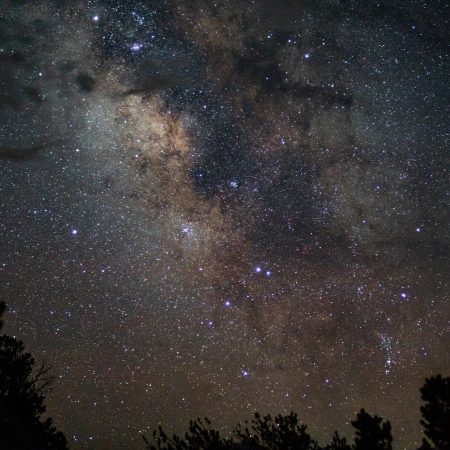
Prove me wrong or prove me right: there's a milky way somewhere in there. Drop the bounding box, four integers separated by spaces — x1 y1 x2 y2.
0 1 449 449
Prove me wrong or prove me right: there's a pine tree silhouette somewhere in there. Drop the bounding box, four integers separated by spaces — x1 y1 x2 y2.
234 412 318 450
146 417 232 450
419 375 450 449
145 412 324 449
0 302 68 450
323 431 351 450
351 409 392 450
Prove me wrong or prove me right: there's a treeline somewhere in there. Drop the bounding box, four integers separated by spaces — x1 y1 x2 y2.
0 301 449 450
144 376 450 450
0 301 68 450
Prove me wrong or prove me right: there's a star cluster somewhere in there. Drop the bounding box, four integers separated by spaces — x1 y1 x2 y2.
0 1 449 449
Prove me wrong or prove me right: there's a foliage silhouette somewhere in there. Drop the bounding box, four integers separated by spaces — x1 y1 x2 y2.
146 417 232 450
144 407 410 450
323 431 351 450
0 302 68 450
234 412 318 450
419 375 450 449
145 412 334 450
145 412 319 450
351 408 392 450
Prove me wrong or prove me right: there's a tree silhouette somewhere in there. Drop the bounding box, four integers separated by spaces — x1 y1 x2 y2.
0 302 68 450
323 431 351 450
351 409 392 450
145 417 231 450
144 376 450 450
234 412 318 450
419 375 450 449
145 412 324 449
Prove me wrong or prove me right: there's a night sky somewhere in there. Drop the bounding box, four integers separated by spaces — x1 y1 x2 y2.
0 1 449 449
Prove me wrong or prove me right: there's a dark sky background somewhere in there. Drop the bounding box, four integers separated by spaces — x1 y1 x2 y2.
0 0 449 449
